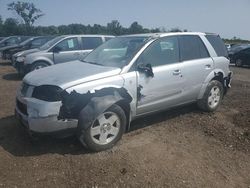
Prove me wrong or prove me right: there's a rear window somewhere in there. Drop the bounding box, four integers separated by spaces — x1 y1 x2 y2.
81 37 102 50
205 35 228 57
179 35 209 61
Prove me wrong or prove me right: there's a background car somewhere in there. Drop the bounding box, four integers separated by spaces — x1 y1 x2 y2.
230 46 250 67
16 34 114 75
2 36 54 60
0 36 30 48
0 37 6 42
0 36 31 58
228 44 250 62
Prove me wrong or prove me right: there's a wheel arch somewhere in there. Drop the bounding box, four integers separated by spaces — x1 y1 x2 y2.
197 69 225 100
32 59 52 66
58 87 133 131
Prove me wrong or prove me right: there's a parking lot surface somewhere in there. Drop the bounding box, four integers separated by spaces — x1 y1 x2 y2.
0 61 249 187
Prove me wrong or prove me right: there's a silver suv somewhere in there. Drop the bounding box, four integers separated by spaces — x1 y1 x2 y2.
15 32 232 151
16 35 114 75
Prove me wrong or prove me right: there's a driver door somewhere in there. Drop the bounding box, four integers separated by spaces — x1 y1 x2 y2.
136 36 185 115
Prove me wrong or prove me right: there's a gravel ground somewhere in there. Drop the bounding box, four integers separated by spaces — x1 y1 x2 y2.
0 61 249 188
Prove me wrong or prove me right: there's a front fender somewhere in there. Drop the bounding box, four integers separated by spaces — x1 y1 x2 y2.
58 87 132 130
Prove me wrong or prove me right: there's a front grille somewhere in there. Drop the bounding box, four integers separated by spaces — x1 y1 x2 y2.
21 82 29 96
16 99 28 115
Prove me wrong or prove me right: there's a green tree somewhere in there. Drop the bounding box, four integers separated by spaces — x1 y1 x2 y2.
3 18 19 35
129 22 144 34
0 16 3 36
7 1 44 27
107 20 123 35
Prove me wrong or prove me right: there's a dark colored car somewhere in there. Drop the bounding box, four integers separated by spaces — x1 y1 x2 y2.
229 45 250 67
2 36 54 60
0 37 6 42
0 36 31 58
0 36 30 48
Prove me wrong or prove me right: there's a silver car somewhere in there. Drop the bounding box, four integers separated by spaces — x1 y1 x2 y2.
15 32 232 151
15 35 114 75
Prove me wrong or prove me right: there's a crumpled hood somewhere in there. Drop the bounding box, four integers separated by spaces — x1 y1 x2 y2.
24 60 121 89
14 48 40 57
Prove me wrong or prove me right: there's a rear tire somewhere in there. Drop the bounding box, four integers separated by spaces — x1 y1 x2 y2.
78 104 126 152
197 80 224 112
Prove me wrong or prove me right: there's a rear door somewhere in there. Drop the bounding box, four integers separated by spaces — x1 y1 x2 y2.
53 37 81 64
178 35 213 101
80 37 103 58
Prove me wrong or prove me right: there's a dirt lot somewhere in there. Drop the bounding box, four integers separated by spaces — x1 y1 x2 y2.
0 61 249 188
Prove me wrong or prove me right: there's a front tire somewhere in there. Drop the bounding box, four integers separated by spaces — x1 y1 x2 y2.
79 104 126 152
198 80 224 112
31 61 49 71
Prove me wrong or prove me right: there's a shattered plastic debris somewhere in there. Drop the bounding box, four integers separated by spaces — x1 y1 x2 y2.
58 87 132 120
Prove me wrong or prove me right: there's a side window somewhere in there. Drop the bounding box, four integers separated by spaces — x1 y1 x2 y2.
55 38 80 51
7 38 17 45
179 35 209 61
205 35 228 57
138 36 179 67
81 37 102 50
30 38 44 48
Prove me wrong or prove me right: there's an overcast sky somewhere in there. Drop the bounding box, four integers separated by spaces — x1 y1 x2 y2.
0 0 249 40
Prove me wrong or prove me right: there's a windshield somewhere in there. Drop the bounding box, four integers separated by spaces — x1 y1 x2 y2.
84 36 150 68
39 36 64 50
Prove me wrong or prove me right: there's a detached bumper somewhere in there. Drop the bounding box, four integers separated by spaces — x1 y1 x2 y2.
224 71 232 88
15 96 78 135
223 71 232 95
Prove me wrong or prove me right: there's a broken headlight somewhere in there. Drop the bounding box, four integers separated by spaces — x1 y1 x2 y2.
32 85 63 102
16 56 25 62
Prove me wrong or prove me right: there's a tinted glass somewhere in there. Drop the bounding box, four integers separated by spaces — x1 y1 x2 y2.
205 35 228 57
30 38 45 48
39 36 64 50
180 35 209 61
55 37 80 51
138 36 179 67
82 37 102 50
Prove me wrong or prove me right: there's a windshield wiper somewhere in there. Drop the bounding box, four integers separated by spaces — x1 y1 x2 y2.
81 60 103 66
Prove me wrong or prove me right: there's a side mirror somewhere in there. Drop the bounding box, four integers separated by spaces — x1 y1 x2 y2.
52 46 61 53
137 63 154 77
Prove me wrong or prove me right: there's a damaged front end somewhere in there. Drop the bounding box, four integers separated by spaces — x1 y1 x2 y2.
16 83 132 135
15 84 78 135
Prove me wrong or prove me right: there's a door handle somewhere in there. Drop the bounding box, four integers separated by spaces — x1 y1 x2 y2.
74 52 80 56
173 69 181 75
205 64 212 69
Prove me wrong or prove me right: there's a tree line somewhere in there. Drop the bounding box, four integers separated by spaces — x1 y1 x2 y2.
0 1 249 44
0 1 184 36
0 17 185 36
